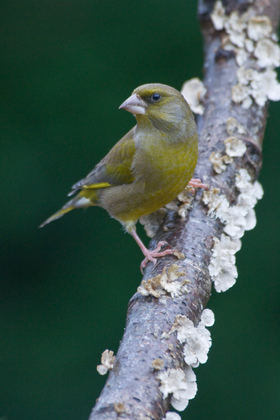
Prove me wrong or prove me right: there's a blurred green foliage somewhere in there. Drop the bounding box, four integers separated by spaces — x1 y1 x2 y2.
1 1 280 419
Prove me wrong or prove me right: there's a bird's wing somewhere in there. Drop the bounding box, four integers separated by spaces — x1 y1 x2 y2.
68 128 136 196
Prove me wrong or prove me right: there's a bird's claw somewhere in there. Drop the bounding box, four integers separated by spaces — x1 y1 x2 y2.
188 178 209 191
140 241 174 274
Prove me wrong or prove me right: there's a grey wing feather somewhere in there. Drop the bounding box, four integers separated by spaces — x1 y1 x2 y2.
67 162 106 196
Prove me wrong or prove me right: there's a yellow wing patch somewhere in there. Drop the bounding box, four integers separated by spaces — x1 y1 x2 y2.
82 182 111 189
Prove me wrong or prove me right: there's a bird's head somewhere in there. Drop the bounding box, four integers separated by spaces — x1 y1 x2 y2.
119 83 195 135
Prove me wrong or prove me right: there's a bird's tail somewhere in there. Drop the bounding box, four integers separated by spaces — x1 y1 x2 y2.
39 191 96 228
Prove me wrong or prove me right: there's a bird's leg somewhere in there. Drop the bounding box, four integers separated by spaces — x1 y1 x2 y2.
188 178 208 190
130 230 174 274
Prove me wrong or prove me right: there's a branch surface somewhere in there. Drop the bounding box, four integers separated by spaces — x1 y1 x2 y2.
89 1 280 419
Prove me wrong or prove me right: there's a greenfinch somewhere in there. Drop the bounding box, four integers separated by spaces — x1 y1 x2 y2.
40 83 201 271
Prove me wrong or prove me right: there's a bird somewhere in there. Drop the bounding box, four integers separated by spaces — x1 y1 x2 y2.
40 83 203 272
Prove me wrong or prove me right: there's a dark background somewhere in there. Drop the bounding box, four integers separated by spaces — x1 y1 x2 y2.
1 1 280 419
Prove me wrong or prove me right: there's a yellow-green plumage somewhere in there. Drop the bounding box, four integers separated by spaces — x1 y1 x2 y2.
40 83 198 267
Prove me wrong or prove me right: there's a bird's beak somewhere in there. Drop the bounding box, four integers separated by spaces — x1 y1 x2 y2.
119 93 147 115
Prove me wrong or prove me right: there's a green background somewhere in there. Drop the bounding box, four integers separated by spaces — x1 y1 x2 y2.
1 1 280 419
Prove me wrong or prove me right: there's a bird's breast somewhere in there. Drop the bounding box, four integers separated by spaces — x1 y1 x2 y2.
133 134 197 190
100 132 198 225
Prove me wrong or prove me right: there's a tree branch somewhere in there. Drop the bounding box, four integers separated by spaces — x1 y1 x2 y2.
89 1 280 418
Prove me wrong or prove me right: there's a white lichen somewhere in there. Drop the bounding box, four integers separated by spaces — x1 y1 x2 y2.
210 2 280 108
170 310 214 368
254 38 280 68
209 151 228 174
139 208 167 238
163 412 182 420
203 169 263 241
161 265 189 298
224 11 247 48
235 169 264 207
245 38 254 53
247 16 273 41
165 200 179 212
223 205 248 238
202 187 230 221
209 234 241 292
204 169 263 292
231 83 253 108
152 358 164 371
181 78 207 115
96 349 115 375
158 367 197 411
236 66 259 85
221 34 235 51
234 66 280 107
235 48 249 66
210 0 226 30
209 120 246 173
201 308 215 327
137 264 189 299
226 117 246 135
251 69 280 105
224 136 247 157
177 187 195 218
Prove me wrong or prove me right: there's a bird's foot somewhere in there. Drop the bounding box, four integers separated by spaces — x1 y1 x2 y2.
140 241 174 274
188 178 209 193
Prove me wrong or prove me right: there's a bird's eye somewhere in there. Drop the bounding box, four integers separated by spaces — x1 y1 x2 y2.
151 93 161 102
